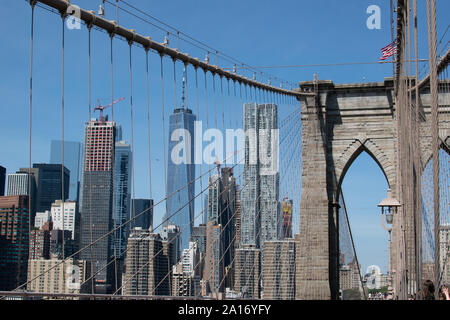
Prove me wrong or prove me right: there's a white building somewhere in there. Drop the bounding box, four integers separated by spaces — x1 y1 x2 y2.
181 241 199 276
7 173 31 196
34 210 51 229
51 200 76 239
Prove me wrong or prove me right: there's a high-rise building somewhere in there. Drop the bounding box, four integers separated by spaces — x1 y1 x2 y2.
172 241 201 297
241 103 260 247
234 246 260 299
172 262 195 297
191 224 206 254
50 229 75 259
7 172 34 197
0 196 29 291
50 140 83 202
257 104 279 246
132 198 153 230
160 224 181 263
262 240 296 300
34 210 51 229
7 171 37 224
27 258 92 295
281 198 293 239
112 140 132 258
29 228 51 260
165 105 196 252
123 228 173 296
0 165 5 196
79 119 116 293
203 220 223 295
50 200 77 240
22 164 70 213
241 103 279 248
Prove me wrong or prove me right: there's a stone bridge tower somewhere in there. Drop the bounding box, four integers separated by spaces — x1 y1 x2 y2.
295 78 450 300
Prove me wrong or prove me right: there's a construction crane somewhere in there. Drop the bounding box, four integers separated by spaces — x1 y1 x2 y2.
94 97 125 122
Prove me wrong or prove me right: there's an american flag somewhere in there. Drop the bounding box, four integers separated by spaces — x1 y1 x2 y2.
379 41 397 60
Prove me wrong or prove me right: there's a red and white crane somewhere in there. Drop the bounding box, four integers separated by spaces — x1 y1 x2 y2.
94 97 125 122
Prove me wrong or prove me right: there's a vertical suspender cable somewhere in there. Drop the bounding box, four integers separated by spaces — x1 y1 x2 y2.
128 40 136 292
413 0 422 296
426 0 440 296
145 48 153 230
195 68 204 225
109 31 118 291
87 24 95 295
60 12 66 288
160 54 168 227
26 1 36 291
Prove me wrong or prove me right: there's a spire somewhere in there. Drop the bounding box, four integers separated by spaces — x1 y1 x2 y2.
181 67 186 109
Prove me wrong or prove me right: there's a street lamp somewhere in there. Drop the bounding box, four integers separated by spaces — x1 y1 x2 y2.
378 188 401 299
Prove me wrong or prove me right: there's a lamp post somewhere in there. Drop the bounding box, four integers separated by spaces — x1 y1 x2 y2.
378 188 401 299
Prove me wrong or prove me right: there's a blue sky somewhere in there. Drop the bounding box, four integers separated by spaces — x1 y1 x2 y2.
0 0 449 275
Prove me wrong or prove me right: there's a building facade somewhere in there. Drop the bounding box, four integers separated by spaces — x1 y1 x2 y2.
27 258 92 295
25 164 70 214
124 228 173 296
132 198 153 230
165 107 196 252
79 119 116 293
241 103 279 248
50 140 82 202
0 196 29 291
262 240 296 300
234 246 260 299
50 200 76 240
112 140 132 260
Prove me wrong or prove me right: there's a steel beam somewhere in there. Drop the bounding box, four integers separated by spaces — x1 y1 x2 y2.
34 0 313 97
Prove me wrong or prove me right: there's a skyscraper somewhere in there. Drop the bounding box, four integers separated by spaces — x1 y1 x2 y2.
241 103 279 248
165 98 196 252
203 221 223 295
257 104 279 246
124 228 173 296
132 198 153 230
113 140 132 257
50 140 82 202
7 172 37 222
262 240 296 300
7 172 35 197
0 196 29 291
22 164 70 214
79 119 116 293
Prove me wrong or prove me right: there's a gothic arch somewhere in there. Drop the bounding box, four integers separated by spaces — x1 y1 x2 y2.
335 138 394 197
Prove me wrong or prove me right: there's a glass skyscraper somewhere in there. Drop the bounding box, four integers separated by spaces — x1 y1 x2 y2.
112 140 131 257
165 106 196 252
50 140 82 202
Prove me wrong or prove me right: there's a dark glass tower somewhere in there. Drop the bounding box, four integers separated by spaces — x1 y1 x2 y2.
50 140 82 202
